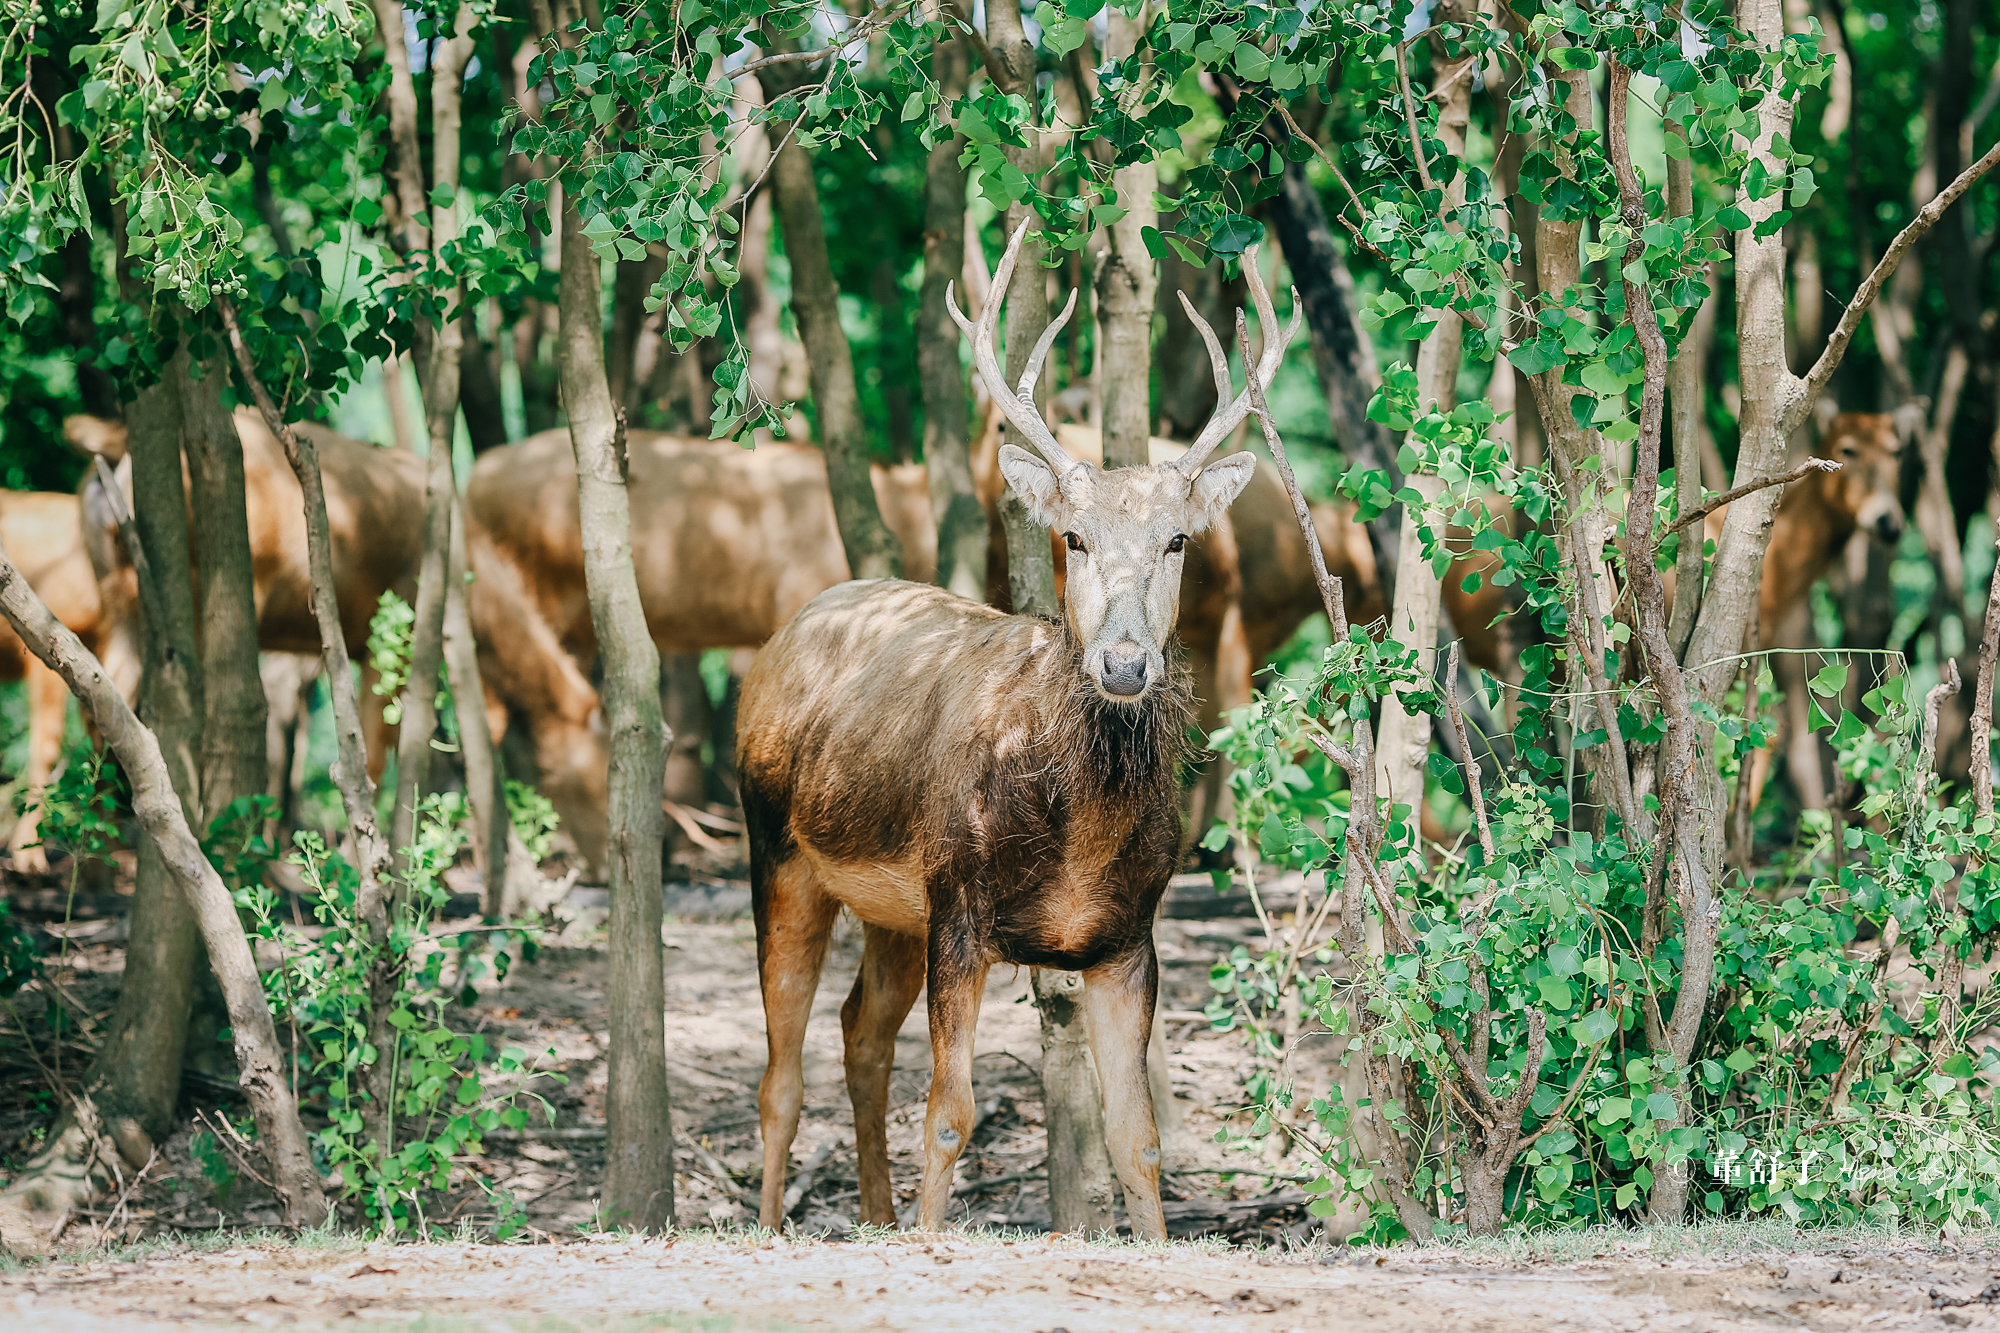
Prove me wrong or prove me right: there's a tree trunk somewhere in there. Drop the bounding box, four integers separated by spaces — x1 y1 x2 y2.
661 652 710 808
982 0 1113 1236
446 502 509 916
760 74 903 581
1373 54 1470 818
180 366 268 821
0 376 205 1236
1262 151 1398 591
1094 10 1157 471
920 24 985 601
556 201 676 1229
459 314 511 451
0 526 326 1227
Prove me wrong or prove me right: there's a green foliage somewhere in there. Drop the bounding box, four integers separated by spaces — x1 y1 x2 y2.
233 794 563 1235
189 1127 239 1203
24 742 126 864
368 590 416 727
0 899 39 997
503 780 560 864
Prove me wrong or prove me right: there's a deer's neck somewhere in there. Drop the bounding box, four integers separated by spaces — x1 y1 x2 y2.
1037 625 1193 806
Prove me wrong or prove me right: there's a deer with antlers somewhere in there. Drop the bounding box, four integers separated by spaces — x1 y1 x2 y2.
735 222 1298 1237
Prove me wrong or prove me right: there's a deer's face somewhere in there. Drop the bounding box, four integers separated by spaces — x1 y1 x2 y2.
1000 445 1257 702
1821 413 1906 545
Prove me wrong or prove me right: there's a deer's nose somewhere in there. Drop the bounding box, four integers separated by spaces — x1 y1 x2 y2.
1874 511 1905 543
1102 643 1149 697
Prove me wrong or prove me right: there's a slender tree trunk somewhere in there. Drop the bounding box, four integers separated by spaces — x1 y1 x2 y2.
217 293 397 1170
459 314 510 451
0 525 326 1227
446 503 509 915
387 8 478 867
1095 9 1157 470
920 22 985 601
557 201 676 1229
180 365 268 820
1373 53 1470 817
760 73 903 581
982 0 1114 1235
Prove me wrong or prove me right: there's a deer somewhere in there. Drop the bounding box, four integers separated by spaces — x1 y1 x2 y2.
0 484 137 872
70 410 424 785
461 431 937 871
734 222 1299 1238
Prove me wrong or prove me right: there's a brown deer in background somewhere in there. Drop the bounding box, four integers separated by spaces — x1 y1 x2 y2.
735 223 1298 1238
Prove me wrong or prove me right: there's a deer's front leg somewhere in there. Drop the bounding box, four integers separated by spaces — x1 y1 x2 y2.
1083 946 1166 1241
914 924 988 1231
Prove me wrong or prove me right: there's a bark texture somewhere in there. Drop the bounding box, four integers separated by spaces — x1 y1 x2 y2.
1094 10 1157 471
761 72 903 581
920 22 986 602
1373 47 1469 817
180 363 268 821
557 203 676 1229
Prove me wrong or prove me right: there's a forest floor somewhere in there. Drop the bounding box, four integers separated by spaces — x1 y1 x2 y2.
8 851 1997 1330
1 1219 1998 1330
0 842 1312 1245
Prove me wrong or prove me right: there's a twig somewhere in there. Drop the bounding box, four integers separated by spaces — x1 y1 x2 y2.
1441 642 1495 862
1664 458 1841 535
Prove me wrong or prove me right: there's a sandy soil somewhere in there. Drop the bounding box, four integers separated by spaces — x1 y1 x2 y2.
5 1226 2000 1331
2 864 1309 1244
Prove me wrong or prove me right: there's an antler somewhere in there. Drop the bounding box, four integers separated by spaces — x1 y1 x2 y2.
946 220 1083 478
1173 244 1305 475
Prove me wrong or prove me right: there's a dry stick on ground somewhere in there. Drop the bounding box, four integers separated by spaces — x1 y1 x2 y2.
0 547 327 1226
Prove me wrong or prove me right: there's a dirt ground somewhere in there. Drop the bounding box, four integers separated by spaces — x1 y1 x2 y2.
1 852 1306 1244
5 1223 2000 1331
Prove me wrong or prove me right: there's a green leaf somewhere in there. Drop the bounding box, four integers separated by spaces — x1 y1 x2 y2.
1715 205 1751 232
1536 975 1574 1009
428 182 456 211
1596 1097 1632 1125
1808 662 1848 698
1571 1007 1617 1046
1508 338 1564 377
1723 1047 1758 1073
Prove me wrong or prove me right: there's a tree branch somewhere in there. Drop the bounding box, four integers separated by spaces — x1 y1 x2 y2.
1796 136 2000 428
1664 458 1841 535
213 296 392 925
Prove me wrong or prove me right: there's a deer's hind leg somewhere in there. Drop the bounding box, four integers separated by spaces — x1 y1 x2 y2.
840 924 926 1226
752 853 841 1230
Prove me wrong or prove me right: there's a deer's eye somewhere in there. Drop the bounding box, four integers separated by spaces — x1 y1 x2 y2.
1842 447 1859 459
1166 534 1187 555
1064 531 1085 553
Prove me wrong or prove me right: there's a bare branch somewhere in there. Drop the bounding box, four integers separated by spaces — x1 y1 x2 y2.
1441 641 1495 862
1234 308 1345 635
1799 136 2000 425
1664 457 1842 535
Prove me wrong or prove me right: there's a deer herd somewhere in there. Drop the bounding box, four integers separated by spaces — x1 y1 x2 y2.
0 225 1912 1236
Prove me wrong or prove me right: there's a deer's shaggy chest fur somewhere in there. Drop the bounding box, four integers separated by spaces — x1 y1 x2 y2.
736 579 1189 972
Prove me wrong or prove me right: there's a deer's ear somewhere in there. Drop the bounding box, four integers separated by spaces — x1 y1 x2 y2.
999 444 1066 528
1188 451 1258 532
